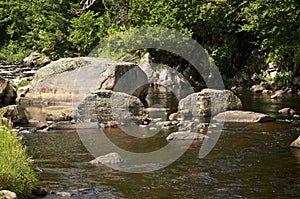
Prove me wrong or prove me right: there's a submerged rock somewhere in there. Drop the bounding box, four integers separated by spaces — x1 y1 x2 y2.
166 131 207 141
213 110 275 123
90 152 123 165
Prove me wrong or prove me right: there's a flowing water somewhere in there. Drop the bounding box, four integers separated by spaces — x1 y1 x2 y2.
24 89 300 198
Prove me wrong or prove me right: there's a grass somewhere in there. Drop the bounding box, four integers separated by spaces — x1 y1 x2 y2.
0 125 38 198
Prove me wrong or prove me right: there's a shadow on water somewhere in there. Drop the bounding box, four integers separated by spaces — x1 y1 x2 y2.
24 90 300 198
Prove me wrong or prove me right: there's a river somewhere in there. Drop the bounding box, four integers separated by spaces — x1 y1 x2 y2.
24 89 300 198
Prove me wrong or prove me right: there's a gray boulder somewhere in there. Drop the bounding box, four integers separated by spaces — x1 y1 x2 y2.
213 110 275 123
0 76 16 106
76 90 147 127
90 152 122 165
22 57 148 104
290 136 300 149
178 89 243 117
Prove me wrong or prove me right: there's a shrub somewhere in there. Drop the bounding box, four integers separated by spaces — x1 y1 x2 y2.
0 126 38 198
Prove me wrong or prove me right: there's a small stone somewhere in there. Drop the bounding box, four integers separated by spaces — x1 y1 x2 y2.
169 112 182 121
0 190 17 199
262 90 273 95
278 108 296 116
164 121 172 126
290 136 300 149
56 192 72 197
293 114 300 119
149 127 157 131
36 122 49 130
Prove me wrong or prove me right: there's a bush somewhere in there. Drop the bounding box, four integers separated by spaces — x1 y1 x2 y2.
0 126 38 198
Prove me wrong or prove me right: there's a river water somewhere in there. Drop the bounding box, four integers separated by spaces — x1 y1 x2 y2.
24 89 300 198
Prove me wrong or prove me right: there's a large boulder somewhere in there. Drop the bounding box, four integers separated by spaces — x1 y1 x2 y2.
178 89 243 117
0 105 28 125
0 76 16 107
213 110 275 123
20 57 148 104
76 90 147 127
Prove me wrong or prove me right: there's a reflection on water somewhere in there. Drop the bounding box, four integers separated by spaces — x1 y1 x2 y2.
24 90 300 198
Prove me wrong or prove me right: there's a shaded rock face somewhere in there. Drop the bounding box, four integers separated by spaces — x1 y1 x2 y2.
140 53 193 99
0 105 27 125
0 76 16 107
76 90 147 127
213 110 275 123
178 89 243 117
21 57 148 104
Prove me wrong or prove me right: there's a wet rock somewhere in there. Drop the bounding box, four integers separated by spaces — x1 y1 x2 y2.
293 114 300 119
90 152 122 165
166 131 207 141
250 84 265 93
213 110 275 123
290 136 300 149
278 108 296 116
178 89 242 117
262 89 273 95
0 190 17 199
0 76 16 107
0 105 28 125
22 57 148 104
55 191 72 197
36 122 49 130
271 90 284 99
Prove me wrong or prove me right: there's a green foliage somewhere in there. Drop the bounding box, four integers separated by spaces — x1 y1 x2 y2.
275 70 293 87
241 0 300 72
17 79 29 90
68 11 107 56
0 41 28 61
0 126 39 198
0 0 299 87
